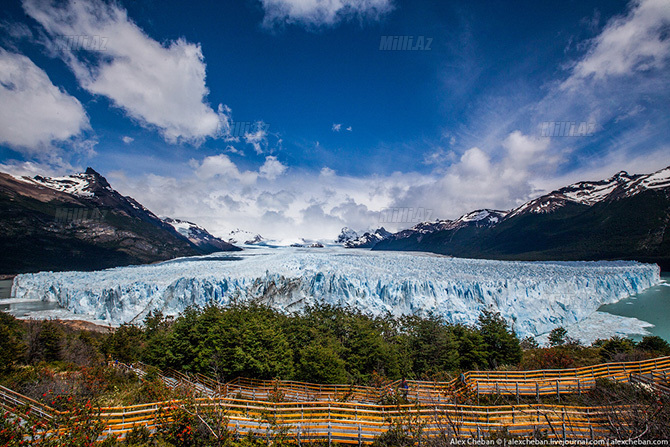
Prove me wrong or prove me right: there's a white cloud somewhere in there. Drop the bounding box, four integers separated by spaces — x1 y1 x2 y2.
258 0 394 28
332 123 342 132
22 0 229 144
259 155 287 180
121 136 134 144
0 159 79 178
0 49 89 152
563 0 670 88
224 145 245 156
194 154 258 184
501 131 550 167
346 126 352 131
243 122 270 154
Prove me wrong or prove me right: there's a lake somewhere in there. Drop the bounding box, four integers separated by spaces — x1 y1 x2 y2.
598 273 670 342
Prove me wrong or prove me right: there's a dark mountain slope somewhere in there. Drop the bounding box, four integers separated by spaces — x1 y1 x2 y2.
0 168 239 274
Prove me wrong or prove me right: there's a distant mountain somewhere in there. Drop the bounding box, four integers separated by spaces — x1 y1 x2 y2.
224 228 265 245
345 227 392 248
0 168 239 274
374 166 670 270
336 227 359 244
162 217 237 253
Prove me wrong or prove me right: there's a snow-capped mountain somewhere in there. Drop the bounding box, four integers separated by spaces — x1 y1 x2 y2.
0 167 238 274
344 227 392 248
224 228 265 245
375 166 670 270
508 167 670 218
344 210 507 249
336 227 359 244
162 217 238 252
453 209 508 226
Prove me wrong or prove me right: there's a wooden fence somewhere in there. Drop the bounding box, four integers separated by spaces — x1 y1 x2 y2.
3 356 669 444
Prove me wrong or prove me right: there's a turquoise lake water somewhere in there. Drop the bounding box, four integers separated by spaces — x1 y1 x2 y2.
598 273 670 342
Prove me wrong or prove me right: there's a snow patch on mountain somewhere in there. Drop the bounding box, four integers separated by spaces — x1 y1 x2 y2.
336 227 359 244
224 229 264 245
344 227 392 248
15 172 97 197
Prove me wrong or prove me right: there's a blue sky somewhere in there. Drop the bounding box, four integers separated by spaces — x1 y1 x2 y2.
1 0 669 240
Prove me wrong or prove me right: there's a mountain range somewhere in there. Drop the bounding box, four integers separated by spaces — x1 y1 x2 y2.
0 168 239 274
352 166 670 270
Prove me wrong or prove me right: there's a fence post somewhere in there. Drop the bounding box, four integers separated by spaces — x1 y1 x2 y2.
516 382 519 404
562 423 566 443
556 380 560 401
536 382 539 402
298 423 302 447
328 421 332 446
577 379 581 396
358 424 362 446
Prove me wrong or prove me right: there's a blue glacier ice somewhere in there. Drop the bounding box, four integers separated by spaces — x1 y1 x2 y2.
11 247 660 338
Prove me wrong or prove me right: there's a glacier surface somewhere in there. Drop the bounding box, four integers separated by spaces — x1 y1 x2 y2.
11 247 660 338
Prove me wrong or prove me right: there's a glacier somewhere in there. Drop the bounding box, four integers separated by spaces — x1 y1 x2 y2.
11 247 660 339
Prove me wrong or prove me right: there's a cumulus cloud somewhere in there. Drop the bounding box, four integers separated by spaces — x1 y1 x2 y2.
258 0 394 28
0 48 89 152
332 123 342 132
121 136 134 144
259 155 287 180
22 0 229 144
194 154 258 184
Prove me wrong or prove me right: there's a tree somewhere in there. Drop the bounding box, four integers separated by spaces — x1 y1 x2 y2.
0 313 24 373
297 339 348 384
595 336 636 361
519 336 539 350
452 324 487 371
548 327 567 347
102 322 145 364
636 335 670 356
477 310 522 368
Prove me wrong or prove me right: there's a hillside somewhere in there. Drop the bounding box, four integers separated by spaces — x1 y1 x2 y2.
374 167 670 270
0 168 239 274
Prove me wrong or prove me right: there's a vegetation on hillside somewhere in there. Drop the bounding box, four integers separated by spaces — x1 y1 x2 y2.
1 307 669 446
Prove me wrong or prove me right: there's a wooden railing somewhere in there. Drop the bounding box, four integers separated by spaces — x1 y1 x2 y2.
95 398 612 443
3 356 669 443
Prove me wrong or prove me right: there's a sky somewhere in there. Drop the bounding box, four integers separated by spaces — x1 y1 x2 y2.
1 0 669 241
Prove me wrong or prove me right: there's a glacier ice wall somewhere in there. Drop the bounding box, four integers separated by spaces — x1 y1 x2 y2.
11 248 660 337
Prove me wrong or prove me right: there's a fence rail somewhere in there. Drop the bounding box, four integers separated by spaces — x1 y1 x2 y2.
3 356 669 444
